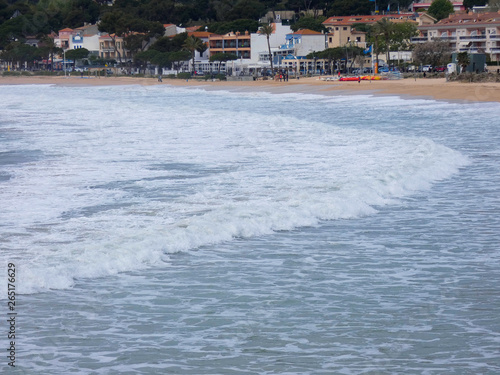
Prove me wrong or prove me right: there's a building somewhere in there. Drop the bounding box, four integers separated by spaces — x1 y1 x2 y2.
259 10 296 24
187 31 212 72
204 22 293 74
414 11 500 61
71 25 100 55
411 1 466 13
55 28 74 50
55 25 100 55
323 13 419 31
284 29 326 57
208 31 251 59
99 34 131 62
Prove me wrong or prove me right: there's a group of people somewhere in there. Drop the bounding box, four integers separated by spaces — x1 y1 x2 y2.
275 70 289 82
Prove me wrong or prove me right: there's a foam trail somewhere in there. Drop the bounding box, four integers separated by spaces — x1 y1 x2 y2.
0 85 469 293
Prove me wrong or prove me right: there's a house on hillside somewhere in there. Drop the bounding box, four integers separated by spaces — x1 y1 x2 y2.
414 11 500 61
99 34 131 62
411 0 466 13
322 13 418 32
284 29 326 57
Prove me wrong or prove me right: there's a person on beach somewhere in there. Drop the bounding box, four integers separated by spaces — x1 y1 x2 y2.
158 75 162 82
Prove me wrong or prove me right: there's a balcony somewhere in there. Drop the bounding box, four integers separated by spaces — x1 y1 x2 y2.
459 35 486 41
411 37 428 42
433 36 456 40
210 42 223 49
489 34 500 39
459 48 479 53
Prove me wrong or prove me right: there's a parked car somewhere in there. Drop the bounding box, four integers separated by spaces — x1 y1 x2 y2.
433 66 446 72
422 65 432 72
407 65 422 72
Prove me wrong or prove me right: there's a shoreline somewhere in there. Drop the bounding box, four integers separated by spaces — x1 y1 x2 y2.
1 75 500 103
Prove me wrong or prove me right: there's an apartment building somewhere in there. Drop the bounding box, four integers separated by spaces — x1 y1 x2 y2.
208 31 252 59
414 12 500 61
99 34 131 62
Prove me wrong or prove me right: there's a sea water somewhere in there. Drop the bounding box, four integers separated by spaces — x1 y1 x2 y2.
1 83 499 374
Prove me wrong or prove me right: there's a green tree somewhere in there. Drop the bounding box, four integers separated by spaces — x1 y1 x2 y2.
326 0 372 17
344 45 364 72
39 35 62 71
207 19 259 35
1 42 41 70
123 20 164 70
391 22 419 52
428 0 454 21
258 23 274 74
65 47 89 68
98 11 130 64
151 51 171 72
463 0 487 9
456 51 470 73
209 52 237 74
134 48 159 73
168 50 191 73
226 0 266 20
412 40 451 67
290 16 327 33
312 47 344 74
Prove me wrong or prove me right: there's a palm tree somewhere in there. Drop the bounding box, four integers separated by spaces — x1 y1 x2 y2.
258 24 274 75
183 36 204 75
372 18 394 68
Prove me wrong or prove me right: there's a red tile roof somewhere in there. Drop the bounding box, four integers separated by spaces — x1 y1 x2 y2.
188 31 212 38
437 11 500 25
323 13 416 26
292 29 323 35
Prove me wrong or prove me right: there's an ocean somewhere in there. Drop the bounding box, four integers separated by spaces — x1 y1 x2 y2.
1 83 499 374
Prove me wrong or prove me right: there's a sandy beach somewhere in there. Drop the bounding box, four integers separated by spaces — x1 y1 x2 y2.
1 75 500 103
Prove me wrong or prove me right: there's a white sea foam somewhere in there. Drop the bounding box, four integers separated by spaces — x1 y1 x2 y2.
0 85 470 293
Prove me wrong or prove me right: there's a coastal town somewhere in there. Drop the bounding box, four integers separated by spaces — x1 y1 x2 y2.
1 0 500 79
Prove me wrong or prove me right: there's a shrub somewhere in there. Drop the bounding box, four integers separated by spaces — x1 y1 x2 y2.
2 71 21 76
177 72 191 79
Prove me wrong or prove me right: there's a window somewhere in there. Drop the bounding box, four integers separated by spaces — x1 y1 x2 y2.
343 27 347 30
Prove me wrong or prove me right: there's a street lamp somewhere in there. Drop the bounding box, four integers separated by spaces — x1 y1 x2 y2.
63 49 66 77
